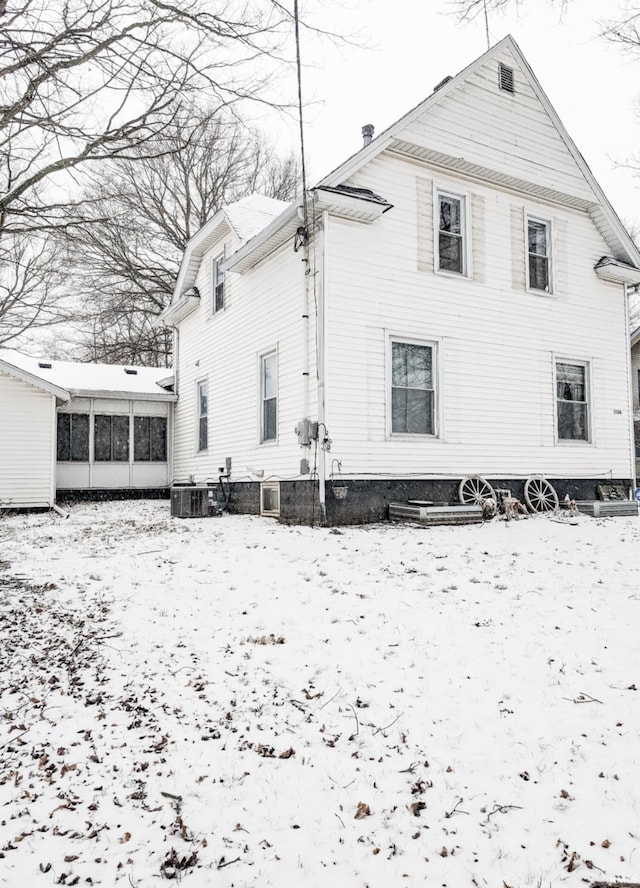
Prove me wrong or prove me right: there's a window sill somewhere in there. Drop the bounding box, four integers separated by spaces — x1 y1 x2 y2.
556 438 591 445
435 268 471 281
388 432 438 440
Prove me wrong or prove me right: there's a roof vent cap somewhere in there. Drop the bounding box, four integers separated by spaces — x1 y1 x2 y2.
38 361 52 369
124 367 138 375
433 75 452 92
361 123 374 147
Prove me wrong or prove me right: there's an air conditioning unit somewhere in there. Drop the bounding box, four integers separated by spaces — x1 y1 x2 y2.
170 486 214 518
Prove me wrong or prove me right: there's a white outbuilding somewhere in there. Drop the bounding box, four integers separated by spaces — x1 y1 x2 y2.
0 350 175 509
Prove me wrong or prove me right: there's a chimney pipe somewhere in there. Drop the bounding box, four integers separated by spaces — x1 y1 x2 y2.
361 123 374 147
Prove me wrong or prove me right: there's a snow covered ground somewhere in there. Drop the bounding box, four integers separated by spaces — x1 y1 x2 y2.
1 500 639 887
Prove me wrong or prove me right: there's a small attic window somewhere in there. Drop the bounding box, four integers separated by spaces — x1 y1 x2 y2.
124 367 138 375
499 63 515 94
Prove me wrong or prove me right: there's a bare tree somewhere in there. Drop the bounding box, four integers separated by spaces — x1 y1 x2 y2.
0 0 305 344
58 109 300 365
447 0 569 22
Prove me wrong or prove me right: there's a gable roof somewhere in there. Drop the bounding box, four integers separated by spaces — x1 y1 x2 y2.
0 349 175 402
227 35 640 274
170 194 290 304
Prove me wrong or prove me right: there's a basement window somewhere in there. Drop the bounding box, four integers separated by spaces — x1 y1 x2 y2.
499 63 514 94
261 481 280 517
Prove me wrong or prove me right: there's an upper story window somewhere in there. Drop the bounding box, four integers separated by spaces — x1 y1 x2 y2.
261 351 277 442
212 253 225 314
437 191 466 275
391 340 436 435
197 380 208 451
556 361 589 442
527 217 552 293
56 413 89 461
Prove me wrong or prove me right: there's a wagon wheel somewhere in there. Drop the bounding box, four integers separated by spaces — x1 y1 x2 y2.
524 476 559 513
459 475 496 505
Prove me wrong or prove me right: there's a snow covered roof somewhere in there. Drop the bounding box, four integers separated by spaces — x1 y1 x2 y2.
166 194 290 307
224 194 291 242
0 349 175 401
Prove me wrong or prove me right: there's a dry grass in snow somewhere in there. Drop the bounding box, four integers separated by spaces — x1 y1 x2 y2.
0 500 639 887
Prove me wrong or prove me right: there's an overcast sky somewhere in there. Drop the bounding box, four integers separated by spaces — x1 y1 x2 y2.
261 0 640 231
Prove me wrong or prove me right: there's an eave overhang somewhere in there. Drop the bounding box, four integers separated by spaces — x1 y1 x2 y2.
387 141 595 212
594 257 640 286
225 187 393 274
312 185 393 220
66 388 177 403
0 358 70 402
157 293 200 327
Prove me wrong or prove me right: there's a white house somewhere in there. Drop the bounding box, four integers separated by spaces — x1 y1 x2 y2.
160 36 640 524
0 349 175 509
632 326 640 481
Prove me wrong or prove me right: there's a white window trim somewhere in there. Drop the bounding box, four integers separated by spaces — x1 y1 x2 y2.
387 335 441 439
196 378 209 453
259 348 278 445
434 187 471 278
526 214 554 295
261 480 281 517
553 356 592 445
211 251 225 315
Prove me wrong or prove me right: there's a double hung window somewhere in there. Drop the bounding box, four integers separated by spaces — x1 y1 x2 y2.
391 341 435 435
556 361 589 441
261 352 277 442
437 192 466 275
197 381 208 451
212 254 225 313
527 217 552 292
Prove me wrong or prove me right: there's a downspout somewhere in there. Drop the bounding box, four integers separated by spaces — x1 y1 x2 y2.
316 210 328 522
624 283 637 495
168 323 179 488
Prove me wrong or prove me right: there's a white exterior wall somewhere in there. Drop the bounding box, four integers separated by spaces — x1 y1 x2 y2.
0 372 55 507
56 397 171 489
322 152 633 481
173 232 317 484
402 45 593 202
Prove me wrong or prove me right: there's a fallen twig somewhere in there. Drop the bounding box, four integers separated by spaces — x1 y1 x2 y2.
445 797 469 818
216 856 240 869
347 703 359 736
373 712 403 735
486 803 523 819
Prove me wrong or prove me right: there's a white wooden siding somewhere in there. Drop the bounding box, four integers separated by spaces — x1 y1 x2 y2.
0 372 55 507
173 232 317 484
401 46 594 203
322 152 632 480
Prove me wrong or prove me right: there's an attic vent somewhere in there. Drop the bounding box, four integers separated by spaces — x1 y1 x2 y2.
499 63 514 93
124 367 138 375
38 361 52 369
